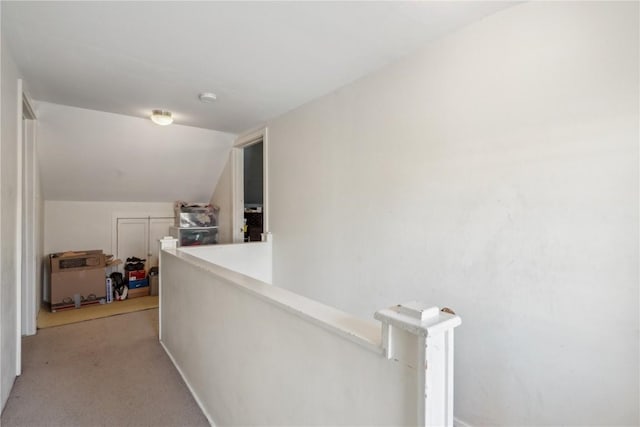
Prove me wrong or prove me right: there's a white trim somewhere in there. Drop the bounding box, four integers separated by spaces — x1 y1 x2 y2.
21 118 35 335
0 9 3 400
231 149 244 243
233 127 265 149
231 126 269 243
22 89 36 120
20 87 37 337
15 79 23 375
160 340 217 427
262 128 269 234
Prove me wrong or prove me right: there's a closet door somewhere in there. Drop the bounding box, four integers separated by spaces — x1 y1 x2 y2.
115 216 174 269
116 218 149 264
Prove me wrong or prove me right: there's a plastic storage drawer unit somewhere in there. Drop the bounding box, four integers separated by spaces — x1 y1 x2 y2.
169 226 218 247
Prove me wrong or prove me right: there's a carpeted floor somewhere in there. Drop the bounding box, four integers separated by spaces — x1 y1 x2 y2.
38 296 159 329
1 308 208 427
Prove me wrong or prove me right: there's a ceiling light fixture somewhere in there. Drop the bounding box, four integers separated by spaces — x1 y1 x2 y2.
198 92 217 103
150 110 173 126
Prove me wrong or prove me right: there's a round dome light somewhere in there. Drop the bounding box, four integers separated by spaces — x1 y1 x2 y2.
150 110 173 126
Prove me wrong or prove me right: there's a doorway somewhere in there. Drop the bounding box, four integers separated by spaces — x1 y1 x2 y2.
232 128 269 243
243 141 263 242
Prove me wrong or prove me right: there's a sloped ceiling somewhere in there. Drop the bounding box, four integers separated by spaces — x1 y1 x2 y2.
4 1 516 202
36 102 235 202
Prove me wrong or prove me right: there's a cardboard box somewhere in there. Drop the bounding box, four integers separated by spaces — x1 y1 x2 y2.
50 250 106 273
49 250 107 311
50 268 106 311
128 278 148 289
128 286 150 299
127 270 146 281
149 275 159 296
50 298 102 312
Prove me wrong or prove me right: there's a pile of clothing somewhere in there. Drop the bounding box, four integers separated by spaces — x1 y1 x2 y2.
109 257 146 300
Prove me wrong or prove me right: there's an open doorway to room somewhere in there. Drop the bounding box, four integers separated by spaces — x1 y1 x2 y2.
243 141 263 242
232 128 268 243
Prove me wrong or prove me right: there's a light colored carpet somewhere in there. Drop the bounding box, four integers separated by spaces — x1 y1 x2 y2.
1 308 208 427
38 296 159 329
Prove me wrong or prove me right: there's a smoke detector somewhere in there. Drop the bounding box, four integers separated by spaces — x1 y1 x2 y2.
198 92 217 103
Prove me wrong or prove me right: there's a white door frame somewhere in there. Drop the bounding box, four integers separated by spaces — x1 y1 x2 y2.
20 88 37 338
231 127 268 243
16 80 38 375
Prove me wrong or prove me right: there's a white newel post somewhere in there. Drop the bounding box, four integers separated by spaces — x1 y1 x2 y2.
159 236 178 251
158 237 178 340
375 302 462 427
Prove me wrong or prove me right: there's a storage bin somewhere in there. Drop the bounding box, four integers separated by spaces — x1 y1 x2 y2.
174 202 219 228
169 226 218 246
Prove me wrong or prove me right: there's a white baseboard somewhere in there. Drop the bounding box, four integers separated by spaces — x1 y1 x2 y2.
454 416 474 427
160 340 217 427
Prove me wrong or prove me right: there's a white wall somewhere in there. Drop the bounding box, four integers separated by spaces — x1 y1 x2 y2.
243 2 638 426
160 249 422 426
180 242 272 284
44 200 173 255
0 9 21 408
35 101 236 203
210 152 233 243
